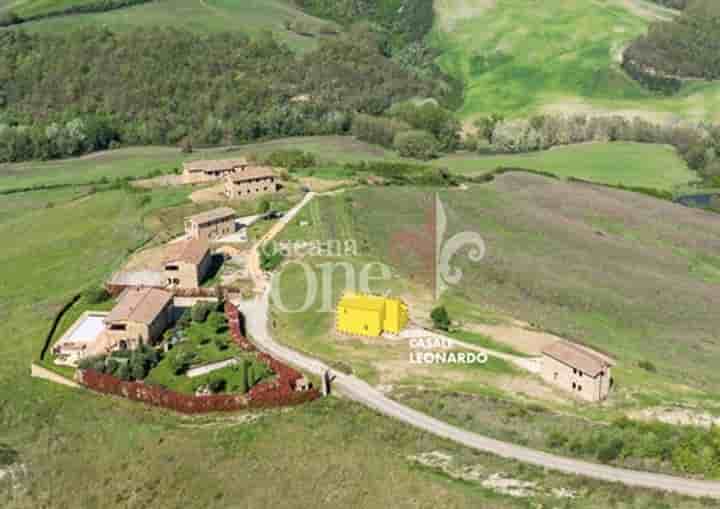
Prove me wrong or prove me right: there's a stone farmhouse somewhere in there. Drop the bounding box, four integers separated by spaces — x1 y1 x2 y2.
182 158 250 184
184 207 237 241
102 287 174 351
162 238 211 290
541 340 615 402
224 167 278 200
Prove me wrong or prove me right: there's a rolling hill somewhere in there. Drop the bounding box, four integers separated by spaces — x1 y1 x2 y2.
431 0 720 123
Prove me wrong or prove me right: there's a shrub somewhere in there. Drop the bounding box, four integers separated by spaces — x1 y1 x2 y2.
257 198 270 214
214 337 229 351
598 437 625 463
263 149 317 170
430 306 451 331
172 351 195 375
208 377 227 394
83 286 110 304
638 360 657 373
260 243 284 271
546 430 569 449
191 302 212 323
0 11 21 27
352 113 411 148
393 129 439 160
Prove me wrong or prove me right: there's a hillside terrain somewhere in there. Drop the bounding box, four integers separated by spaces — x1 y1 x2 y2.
432 0 720 122
3 162 718 507
275 177 720 393
2 1 720 506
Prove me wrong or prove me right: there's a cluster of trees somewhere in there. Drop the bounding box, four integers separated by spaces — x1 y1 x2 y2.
344 160 457 186
624 0 720 91
295 0 434 53
351 102 460 159
0 25 449 163
548 417 720 477
260 149 318 170
0 115 120 163
295 0 463 108
471 113 720 182
78 344 160 381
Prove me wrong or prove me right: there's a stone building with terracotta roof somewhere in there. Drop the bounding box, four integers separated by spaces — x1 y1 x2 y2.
541 340 615 402
162 238 211 290
182 158 250 184
101 288 174 351
224 167 278 200
184 207 237 241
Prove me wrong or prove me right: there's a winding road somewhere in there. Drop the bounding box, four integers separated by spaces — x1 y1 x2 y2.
235 192 720 499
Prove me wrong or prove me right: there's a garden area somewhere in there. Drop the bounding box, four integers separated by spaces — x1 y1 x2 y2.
81 301 274 395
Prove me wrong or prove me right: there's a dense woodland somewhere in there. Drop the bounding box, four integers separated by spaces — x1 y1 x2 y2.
0 25 456 163
624 0 720 91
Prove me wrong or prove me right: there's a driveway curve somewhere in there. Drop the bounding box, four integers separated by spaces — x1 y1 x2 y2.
235 191 720 499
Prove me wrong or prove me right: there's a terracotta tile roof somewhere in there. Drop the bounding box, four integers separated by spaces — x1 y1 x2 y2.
104 288 173 325
183 158 249 172
227 166 277 183
163 238 209 265
542 340 614 377
186 207 236 226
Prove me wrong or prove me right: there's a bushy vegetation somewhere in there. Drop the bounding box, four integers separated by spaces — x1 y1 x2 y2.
260 242 284 271
78 344 160 381
261 149 317 170
549 417 720 477
0 25 449 163
624 0 720 89
430 306 451 331
473 113 720 183
393 130 438 160
344 160 457 186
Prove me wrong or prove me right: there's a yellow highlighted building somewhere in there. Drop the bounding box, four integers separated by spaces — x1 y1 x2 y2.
336 293 409 337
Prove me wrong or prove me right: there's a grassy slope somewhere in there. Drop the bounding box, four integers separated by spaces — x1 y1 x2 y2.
2 173 711 508
1 137 698 194
1 0 337 51
435 142 698 190
277 180 720 398
432 0 720 122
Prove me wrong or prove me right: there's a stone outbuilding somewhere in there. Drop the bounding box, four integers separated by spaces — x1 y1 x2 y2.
182 158 250 184
541 340 615 402
224 167 278 200
101 287 174 351
185 207 237 241
162 238 212 290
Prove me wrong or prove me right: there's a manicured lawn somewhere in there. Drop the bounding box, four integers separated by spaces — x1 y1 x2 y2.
434 142 699 190
432 0 720 122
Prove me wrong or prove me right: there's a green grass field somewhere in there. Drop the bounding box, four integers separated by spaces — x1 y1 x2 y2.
432 0 720 122
1 137 697 195
434 142 699 190
3 164 713 508
280 181 720 401
2 0 338 51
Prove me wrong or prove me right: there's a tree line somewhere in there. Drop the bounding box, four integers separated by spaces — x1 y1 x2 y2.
623 0 720 92
0 25 455 163
468 113 720 184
